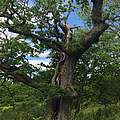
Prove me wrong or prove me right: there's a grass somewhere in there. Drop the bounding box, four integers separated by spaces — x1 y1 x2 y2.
0 103 120 120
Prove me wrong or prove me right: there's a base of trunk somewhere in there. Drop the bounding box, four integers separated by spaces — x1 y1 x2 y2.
49 96 76 120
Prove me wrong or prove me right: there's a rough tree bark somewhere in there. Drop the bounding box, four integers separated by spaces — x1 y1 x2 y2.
49 53 78 120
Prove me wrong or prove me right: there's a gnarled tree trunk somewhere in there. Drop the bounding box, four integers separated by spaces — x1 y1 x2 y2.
49 54 77 120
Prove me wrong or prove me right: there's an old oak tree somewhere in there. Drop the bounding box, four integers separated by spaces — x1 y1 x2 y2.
0 0 119 119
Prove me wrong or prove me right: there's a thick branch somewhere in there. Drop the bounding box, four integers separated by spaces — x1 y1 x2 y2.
81 23 109 51
0 63 32 84
8 26 68 54
69 0 109 58
76 0 109 55
91 0 104 25
81 0 109 50
0 63 46 93
0 63 67 96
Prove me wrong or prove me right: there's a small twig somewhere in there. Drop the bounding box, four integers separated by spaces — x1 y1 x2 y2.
40 62 51 68
109 15 120 21
70 26 81 30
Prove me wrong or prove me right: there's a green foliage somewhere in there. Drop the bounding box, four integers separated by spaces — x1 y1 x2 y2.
74 31 120 105
0 0 120 119
0 79 47 120
0 35 34 64
69 29 87 51
72 104 120 120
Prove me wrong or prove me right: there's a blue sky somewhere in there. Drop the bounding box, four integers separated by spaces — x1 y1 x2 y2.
68 10 84 27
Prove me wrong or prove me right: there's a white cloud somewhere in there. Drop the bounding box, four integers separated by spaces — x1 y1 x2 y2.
38 51 50 58
29 58 50 70
29 59 49 66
